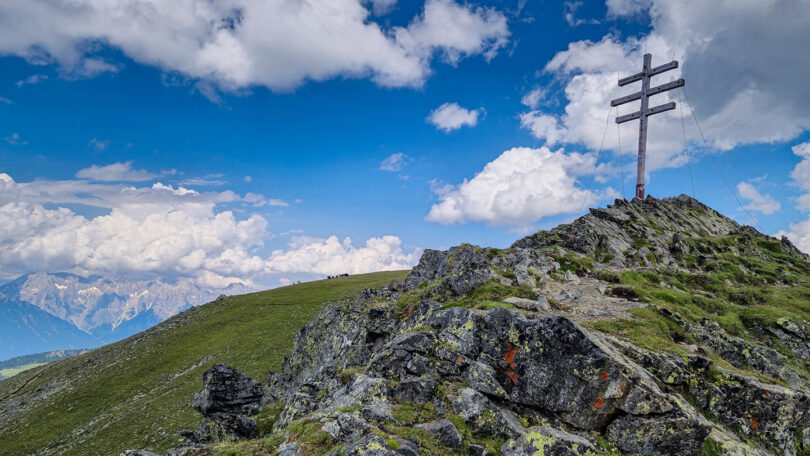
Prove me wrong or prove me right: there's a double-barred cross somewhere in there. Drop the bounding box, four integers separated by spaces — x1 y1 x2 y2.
611 53 684 199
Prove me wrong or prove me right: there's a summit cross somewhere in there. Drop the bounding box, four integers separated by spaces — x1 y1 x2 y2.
611 53 684 199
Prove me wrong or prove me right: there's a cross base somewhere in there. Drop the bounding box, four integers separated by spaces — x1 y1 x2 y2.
636 183 645 200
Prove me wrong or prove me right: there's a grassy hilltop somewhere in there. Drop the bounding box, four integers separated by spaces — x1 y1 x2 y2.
0 271 407 456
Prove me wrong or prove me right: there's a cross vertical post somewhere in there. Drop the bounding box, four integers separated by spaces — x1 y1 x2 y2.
611 53 684 199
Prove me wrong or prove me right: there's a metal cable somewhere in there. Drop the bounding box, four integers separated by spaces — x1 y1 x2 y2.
682 87 765 232
579 106 614 214
677 87 696 199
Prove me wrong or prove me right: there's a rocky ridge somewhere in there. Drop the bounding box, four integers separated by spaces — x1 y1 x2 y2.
126 195 810 456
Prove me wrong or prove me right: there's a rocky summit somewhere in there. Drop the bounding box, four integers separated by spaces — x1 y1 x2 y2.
124 195 810 456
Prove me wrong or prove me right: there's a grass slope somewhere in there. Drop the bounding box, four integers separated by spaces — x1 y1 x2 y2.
0 271 407 456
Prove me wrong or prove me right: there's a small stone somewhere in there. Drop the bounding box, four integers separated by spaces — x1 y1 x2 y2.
321 420 340 440
415 419 463 448
277 442 300 456
504 296 551 312
468 444 490 456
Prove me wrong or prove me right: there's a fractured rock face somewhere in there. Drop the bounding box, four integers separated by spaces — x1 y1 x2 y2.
193 363 264 416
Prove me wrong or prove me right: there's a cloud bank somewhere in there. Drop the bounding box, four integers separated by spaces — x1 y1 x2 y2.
0 0 509 95
0 172 420 287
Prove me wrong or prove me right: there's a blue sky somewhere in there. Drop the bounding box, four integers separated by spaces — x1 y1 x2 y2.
1 0 809 288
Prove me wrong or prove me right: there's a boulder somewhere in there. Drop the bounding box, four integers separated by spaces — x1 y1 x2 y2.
193 364 264 417
415 418 463 448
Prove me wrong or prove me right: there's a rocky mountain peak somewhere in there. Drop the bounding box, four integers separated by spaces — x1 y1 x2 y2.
127 196 810 456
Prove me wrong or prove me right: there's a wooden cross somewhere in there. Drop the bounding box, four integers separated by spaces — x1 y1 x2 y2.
611 53 684 199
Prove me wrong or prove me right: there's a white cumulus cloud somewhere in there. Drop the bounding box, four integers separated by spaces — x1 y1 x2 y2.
265 235 421 275
0 0 508 95
778 142 810 253
426 146 615 227
737 182 781 215
427 102 483 132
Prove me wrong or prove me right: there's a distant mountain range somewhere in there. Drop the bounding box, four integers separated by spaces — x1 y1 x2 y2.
0 272 253 361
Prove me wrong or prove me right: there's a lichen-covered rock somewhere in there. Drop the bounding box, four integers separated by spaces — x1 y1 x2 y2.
501 426 595 456
449 387 524 439
767 317 810 361
691 368 810 455
431 307 676 431
512 195 739 267
343 434 395 456
180 413 257 443
687 318 803 385
276 442 300 456
403 244 493 297
705 426 771 456
605 397 710 456
272 304 398 397
414 418 462 448
193 364 264 416
392 377 438 404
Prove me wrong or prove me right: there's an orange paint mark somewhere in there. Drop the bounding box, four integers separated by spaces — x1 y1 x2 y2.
751 418 759 430
763 390 770 397
503 341 519 385
457 355 463 363
601 371 609 380
592 397 604 410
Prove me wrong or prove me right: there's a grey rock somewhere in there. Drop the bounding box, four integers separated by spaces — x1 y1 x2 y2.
393 438 420 456
688 318 803 385
503 296 550 312
336 411 370 439
321 420 340 439
691 368 810 455
121 451 162 456
415 418 463 448
181 413 257 443
277 442 300 456
343 434 395 456
467 444 491 456
193 364 264 417
393 377 438 404
403 244 493 297
501 426 595 456
450 387 524 439
362 403 397 425
606 400 710 456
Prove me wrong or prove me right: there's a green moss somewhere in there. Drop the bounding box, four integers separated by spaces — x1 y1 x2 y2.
701 436 723 456
254 402 284 436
